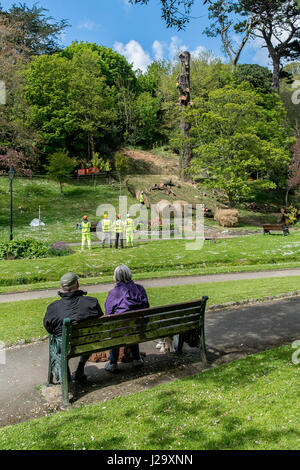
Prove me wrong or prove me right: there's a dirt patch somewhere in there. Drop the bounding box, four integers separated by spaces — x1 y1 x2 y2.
123 149 180 176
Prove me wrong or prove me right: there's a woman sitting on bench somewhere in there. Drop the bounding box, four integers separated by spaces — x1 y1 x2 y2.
104 264 149 372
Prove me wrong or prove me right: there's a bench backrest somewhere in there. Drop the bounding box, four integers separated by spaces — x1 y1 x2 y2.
62 297 208 358
263 224 286 230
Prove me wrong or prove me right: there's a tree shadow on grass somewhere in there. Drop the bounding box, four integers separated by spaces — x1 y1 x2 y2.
25 346 298 450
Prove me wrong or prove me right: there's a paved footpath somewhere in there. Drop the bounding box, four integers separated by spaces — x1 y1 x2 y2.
1 268 300 303
0 296 299 428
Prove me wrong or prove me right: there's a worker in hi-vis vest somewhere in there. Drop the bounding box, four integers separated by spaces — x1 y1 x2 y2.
81 215 91 250
139 191 145 208
101 213 112 248
113 214 124 249
125 213 134 247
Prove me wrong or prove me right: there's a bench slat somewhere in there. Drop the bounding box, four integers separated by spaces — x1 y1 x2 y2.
70 320 200 357
71 312 201 347
71 299 205 330
72 306 202 338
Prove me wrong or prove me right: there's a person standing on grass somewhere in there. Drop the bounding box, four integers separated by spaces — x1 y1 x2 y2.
43 272 103 382
125 212 134 247
139 191 145 208
101 213 112 248
104 265 149 372
113 214 124 249
81 215 91 250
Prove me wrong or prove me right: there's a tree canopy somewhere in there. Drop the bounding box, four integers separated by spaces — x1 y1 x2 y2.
0 2 68 57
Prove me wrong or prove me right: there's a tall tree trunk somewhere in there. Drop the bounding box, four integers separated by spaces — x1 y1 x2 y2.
285 188 290 209
261 29 280 93
177 51 191 181
271 56 280 93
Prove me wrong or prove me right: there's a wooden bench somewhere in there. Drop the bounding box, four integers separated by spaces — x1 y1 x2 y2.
47 296 208 406
263 224 289 236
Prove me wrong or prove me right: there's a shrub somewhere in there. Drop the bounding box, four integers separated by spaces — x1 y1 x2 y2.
0 239 73 260
214 209 239 227
49 241 73 257
0 238 49 260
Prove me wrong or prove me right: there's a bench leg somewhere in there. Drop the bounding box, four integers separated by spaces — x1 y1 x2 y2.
199 323 207 365
60 319 72 407
60 352 70 407
47 338 53 386
175 334 184 355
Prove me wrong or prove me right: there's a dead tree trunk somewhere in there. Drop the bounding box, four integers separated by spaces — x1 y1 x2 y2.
177 51 191 181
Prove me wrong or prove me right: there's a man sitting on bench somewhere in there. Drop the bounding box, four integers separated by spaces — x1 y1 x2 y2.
43 272 103 382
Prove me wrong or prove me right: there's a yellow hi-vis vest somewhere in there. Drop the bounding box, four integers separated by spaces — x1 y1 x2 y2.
102 219 111 232
125 217 134 232
114 220 124 234
139 194 144 203
81 221 91 234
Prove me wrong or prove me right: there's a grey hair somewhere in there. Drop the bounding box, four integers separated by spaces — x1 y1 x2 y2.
114 265 132 283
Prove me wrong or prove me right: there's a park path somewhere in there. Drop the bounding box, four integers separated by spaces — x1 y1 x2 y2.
1 267 300 303
0 296 300 428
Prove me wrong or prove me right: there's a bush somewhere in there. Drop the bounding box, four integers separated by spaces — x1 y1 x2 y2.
49 241 73 257
0 238 49 260
0 239 73 260
214 209 239 227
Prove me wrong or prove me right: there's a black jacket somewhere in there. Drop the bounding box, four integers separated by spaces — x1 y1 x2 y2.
43 290 103 336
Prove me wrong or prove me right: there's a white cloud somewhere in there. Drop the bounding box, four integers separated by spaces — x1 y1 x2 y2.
191 46 207 59
247 36 271 68
114 40 152 72
152 40 165 61
168 36 188 61
79 20 95 31
113 37 225 73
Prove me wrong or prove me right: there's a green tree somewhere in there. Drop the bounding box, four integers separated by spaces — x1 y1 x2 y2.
233 64 273 93
90 152 111 191
204 0 255 69
0 14 37 162
0 2 68 57
46 151 76 194
24 43 122 160
67 47 116 160
186 85 294 205
114 151 131 194
240 0 300 92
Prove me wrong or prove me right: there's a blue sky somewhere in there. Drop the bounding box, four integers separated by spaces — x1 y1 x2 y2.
1 0 270 71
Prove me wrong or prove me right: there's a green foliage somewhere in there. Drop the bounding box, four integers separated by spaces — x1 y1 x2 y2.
0 238 49 260
46 151 76 193
48 241 73 257
24 42 129 159
0 3 68 57
114 151 131 180
186 85 293 204
286 205 300 225
234 64 273 94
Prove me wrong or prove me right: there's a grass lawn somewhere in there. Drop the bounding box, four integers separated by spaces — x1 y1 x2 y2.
1 275 300 346
1 234 300 289
0 177 137 244
0 345 298 450
1 260 300 294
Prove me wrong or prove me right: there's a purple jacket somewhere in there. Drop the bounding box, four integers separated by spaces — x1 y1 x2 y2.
105 281 149 316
